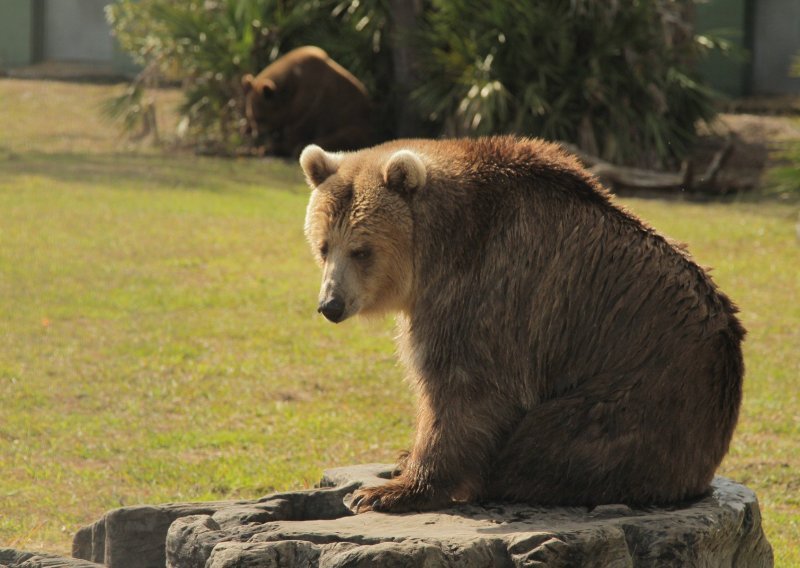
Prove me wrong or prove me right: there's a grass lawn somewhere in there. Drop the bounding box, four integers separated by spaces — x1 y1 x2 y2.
1 79 798 564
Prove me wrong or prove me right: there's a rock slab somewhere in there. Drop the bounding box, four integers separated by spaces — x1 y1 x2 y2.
0 548 103 568
64 464 774 567
0 465 775 567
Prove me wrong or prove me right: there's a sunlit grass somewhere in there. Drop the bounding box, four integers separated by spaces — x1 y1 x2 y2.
0 79 798 564
763 124 800 202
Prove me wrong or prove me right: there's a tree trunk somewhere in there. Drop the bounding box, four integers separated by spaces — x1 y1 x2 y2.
388 0 423 137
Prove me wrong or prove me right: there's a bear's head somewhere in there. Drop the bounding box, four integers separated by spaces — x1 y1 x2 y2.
241 73 281 140
301 144 427 323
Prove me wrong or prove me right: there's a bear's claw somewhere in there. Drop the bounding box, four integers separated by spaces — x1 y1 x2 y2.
347 482 444 514
346 486 386 513
344 491 365 513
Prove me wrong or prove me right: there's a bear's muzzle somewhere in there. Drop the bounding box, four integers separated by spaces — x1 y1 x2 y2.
318 297 346 323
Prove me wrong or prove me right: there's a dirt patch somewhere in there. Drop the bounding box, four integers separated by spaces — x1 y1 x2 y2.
715 113 800 144
676 111 800 195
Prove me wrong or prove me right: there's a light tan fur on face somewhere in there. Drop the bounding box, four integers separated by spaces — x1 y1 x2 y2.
302 146 416 322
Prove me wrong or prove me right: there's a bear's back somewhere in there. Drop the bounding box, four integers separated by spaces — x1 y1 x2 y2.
374 136 744 401
257 46 369 102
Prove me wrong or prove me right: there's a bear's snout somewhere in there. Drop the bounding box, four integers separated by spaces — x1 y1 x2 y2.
318 297 346 323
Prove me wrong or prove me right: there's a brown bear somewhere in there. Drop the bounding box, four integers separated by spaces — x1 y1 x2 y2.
241 46 374 157
301 136 745 513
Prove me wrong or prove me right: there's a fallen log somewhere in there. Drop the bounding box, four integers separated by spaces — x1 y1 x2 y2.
560 138 734 194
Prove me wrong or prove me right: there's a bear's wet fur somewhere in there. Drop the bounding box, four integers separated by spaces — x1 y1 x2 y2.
242 46 373 157
301 136 745 512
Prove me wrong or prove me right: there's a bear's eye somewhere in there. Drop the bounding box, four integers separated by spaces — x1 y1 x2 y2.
350 247 372 261
319 242 329 259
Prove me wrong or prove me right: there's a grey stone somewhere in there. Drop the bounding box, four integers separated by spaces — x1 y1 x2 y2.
318 541 448 567
318 463 396 490
206 540 322 568
70 464 773 567
166 515 228 568
0 548 103 568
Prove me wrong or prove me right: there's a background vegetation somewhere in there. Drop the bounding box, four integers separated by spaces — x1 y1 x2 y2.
107 0 719 167
414 0 716 167
107 0 394 150
1 78 798 564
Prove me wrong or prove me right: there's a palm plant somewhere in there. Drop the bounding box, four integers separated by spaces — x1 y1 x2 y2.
413 0 717 167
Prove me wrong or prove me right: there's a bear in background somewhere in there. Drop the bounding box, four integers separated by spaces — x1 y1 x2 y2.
241 46 374 157
301 136 745 513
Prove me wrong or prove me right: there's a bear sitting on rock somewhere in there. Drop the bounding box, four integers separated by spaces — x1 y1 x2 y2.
301 136 745 513
241 46 374 157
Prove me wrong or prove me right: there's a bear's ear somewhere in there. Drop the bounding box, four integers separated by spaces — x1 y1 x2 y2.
300 145 342 187
383 150 426 195
241 73 254 93
258 78 277 100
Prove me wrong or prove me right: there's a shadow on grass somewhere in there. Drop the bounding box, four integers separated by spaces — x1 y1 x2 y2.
0 148 305 194
4 146 796 205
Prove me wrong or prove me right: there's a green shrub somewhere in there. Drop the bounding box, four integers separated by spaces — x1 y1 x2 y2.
413 0 717 167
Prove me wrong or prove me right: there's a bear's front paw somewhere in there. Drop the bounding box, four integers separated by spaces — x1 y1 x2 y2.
347 483 418 514
347 481 444 514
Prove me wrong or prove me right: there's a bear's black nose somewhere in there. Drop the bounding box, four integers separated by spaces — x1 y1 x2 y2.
318 298 345 323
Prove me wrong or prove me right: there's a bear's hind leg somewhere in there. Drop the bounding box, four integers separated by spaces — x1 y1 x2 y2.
487 385 726 507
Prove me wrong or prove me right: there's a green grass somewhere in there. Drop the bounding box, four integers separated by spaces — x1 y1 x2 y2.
1 79 798 564
764 130 800 202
